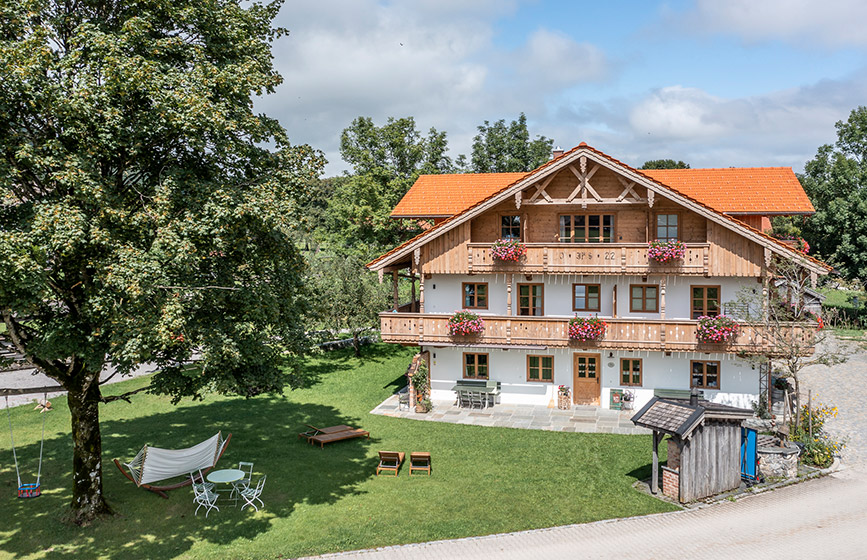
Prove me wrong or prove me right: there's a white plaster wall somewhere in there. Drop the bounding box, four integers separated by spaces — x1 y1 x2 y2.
425 345 760 409
425 274 757 321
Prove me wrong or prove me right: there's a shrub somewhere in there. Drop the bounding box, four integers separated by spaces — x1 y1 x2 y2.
696 314 738 343
647 240 686 263
791 403 845 468
490 238 527 262
448 310 485 336
568 316 606 341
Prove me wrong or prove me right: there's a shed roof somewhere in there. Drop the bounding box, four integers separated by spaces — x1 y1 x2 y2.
630 397 753 439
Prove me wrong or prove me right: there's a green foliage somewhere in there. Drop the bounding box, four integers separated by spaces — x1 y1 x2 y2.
470 113 553 173
640 159 691 169
752 395 772 420
0 0 324 519
800 106 867 281
326 116 453 250
791 403 845 468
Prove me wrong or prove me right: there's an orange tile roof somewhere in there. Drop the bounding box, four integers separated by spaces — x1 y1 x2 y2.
642 168 814 214
391 166 813 218
390 173 526 217
369 143 829 272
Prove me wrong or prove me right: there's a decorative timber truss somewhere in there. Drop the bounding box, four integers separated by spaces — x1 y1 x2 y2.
522 155 649 209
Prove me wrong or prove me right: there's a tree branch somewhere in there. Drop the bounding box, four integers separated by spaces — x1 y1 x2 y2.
100 385 150 404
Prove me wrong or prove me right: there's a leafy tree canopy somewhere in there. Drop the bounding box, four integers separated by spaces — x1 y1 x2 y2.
0 0 323 523
800 106 867 281
470 113 553 173
640 159 690 170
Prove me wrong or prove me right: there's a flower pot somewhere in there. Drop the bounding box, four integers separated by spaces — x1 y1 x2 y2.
415 404 429 413
557 394 571 410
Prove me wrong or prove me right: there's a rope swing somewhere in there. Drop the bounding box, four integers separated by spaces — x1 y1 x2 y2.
4 393 49 498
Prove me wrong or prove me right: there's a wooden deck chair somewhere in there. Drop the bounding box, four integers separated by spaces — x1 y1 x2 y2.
298 424 354 443
309 427 370 448
409 452 432 476
376 451 405 476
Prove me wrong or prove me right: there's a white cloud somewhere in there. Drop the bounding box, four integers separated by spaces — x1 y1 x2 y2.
629 86 729 140
257 1 610 174
671 0 867 48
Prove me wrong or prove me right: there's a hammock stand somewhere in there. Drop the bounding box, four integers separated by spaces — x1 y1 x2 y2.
3 390 53 499
113 432 232 499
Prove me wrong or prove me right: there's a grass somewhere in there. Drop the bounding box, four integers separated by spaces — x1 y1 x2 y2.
0 344 676 559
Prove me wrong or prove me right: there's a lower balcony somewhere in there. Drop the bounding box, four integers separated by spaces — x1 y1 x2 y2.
379 313 817 356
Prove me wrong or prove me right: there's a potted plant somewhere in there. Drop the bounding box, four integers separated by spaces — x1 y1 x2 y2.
490 238 527 262
647 239 686 263
448 310 485 336
695 314 739 344
557 385 571 409
568 315 606 342
411 360 431 413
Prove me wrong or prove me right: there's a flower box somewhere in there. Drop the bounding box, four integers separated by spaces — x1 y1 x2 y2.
448 310 485 336
490 238 527 262
695 314 738 344
568 316 606 342
557 385 571 410
647 240 686 263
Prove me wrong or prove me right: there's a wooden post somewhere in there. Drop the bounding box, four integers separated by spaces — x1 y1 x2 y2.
392 271 399 311
612 284 618 318
411 276 416 312
419 274 425 314
507 273 513 316
659 277 666 320
808 389 812 440
651 430 660 494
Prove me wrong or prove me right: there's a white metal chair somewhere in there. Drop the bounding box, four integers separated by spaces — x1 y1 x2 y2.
191 474 220 517
239 475 266 512
231 461 254 499
190 469 215 501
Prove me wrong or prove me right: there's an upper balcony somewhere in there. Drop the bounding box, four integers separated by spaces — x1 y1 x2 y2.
379 312 817 356
465 242 710 275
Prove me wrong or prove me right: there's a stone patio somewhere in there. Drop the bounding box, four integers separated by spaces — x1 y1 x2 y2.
371 394 650 435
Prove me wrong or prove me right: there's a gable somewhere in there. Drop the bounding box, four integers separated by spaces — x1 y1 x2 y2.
368 143 830 275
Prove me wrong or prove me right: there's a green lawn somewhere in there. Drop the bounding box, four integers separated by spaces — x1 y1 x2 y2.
0 345 676 559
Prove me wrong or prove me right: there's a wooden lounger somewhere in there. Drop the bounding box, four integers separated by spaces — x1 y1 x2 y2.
309 427 370 448
409 452 431 476
376 451 405 476
298 424 354 442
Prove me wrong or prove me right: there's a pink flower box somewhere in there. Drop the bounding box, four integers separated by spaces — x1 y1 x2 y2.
490 238 527 262
568 316 606 341
648 240 686 263
448 310 485 336
696 315 738 344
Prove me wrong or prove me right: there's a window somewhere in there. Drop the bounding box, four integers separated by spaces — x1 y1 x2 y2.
501 215 521 240
559 214 614 243
691 285 720 319
464 353 489 379
573 283 601 312
517 283 544 316
656 214 679 242
630 285 659 313
462 282 488 309
527 355 554 382
620 358 642 386
691 360 720 390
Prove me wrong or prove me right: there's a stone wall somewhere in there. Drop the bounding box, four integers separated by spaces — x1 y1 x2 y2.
662 466 679 499
758 444 799 479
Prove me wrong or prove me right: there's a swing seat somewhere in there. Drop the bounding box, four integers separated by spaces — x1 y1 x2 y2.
18 483 40 499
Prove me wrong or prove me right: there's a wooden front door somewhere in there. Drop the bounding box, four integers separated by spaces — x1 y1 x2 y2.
573 353 601 405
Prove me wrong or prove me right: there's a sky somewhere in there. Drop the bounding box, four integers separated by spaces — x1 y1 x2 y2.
258 0 867 176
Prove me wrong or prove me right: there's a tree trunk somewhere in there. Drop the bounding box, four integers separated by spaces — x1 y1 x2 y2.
352 332 361 358
67 371 113 524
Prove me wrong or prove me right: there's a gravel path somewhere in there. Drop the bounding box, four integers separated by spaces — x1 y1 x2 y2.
0 363 156 409
798 334 867 467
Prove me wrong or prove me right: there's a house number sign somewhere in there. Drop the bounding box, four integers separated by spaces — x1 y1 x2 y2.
559 251 617 261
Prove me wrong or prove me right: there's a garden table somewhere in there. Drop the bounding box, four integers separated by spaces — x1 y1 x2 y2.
207 469 245 504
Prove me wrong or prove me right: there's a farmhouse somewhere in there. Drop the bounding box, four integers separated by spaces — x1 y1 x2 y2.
367 143 829 411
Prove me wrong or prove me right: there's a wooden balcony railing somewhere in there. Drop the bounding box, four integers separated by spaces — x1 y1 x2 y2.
379 313 817 356
466 242 709 275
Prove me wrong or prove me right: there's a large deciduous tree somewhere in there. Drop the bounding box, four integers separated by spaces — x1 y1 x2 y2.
469 113 553 173
328 116 453 250
640 159 690 170
0 0 323 524
800 106 867 281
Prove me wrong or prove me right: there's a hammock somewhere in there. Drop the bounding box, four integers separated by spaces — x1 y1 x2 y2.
114 432 231 498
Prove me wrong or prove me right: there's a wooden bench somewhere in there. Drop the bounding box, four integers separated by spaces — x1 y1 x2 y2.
376 451 404 476
309 427 370 448
298 424 353 442
653 389 704 400
409 452 431 476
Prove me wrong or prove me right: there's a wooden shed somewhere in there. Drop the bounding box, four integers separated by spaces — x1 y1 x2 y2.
631 394 753 502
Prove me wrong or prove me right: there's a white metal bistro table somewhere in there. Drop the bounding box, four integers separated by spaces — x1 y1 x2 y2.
207 469 245 504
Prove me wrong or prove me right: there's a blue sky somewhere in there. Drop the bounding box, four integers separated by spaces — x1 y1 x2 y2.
261 0 867 175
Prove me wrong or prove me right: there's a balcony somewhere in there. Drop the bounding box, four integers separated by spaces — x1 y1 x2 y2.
379 313 817 356
466 242 710 275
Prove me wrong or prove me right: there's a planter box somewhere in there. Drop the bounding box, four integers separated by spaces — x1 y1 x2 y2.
557 394 571 410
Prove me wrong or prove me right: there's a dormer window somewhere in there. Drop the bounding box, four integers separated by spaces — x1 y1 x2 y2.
501 215 521 240
559 214 614 243
656 214 679 242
